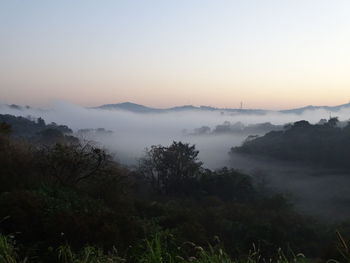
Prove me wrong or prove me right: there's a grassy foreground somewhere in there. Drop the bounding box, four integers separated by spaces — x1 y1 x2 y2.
1 232 349 263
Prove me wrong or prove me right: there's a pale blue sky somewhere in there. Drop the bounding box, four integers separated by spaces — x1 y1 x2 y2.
1 0 350 109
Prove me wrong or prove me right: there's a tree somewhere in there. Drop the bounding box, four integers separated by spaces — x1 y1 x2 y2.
199 167 254 201
140 141 202 195
325 117 339 128
0 122 12 136
38 143 111 186
37 117 46 127
292 120 310 129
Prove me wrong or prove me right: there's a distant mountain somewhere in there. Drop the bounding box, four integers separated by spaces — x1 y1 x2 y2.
97 102 162 113
5 104 31 110
0 104 46 113
97 101 350 114
96 102 202 113
3 101 350 115
95 102 268 114
280 102 350 114
168 105 198 111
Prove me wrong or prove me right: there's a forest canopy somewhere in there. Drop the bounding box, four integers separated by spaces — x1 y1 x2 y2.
0 115 349 262
232 118 350 169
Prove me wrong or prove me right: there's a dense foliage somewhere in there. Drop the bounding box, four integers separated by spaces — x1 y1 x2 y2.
0 116 349 262
190 122 282 136
232 118 350 169
0 114 77 144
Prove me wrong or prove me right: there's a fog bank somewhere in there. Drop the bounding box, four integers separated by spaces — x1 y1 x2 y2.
1 101 350 169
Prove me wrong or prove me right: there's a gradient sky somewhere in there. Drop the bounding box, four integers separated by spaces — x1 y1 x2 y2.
1 0 350 109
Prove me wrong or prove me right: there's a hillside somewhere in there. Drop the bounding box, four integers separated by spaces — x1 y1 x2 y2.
0 114 78 144
0 113 350 261
232 118 350 169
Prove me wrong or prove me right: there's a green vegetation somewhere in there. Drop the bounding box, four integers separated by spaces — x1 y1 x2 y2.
232 118 350 169
0 232 319 263
0 114 77 144
0 116 350 262
191 121 282 136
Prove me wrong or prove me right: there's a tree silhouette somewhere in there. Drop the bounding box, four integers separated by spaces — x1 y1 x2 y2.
140 141 202 195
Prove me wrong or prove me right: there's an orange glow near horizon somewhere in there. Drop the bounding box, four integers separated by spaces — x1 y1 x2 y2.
1 1 350 110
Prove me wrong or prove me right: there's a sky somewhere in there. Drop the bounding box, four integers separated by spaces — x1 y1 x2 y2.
1 0 350 110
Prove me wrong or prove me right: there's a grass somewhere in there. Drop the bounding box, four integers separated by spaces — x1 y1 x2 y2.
0 234 27 263
57 245 125 263
136 233 310 263
327 231 350 263
0 232 344 263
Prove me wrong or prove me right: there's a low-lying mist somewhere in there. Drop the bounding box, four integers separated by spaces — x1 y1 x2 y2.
2 101 350 221
2 101 349 168
230 153 350 221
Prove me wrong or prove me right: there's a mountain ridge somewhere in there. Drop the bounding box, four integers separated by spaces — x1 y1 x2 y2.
95 101 350 114
3 101 350 115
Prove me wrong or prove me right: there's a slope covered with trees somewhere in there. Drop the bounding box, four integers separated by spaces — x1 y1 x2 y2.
0 114 77 145
0 116 349 262
232 118 350 170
